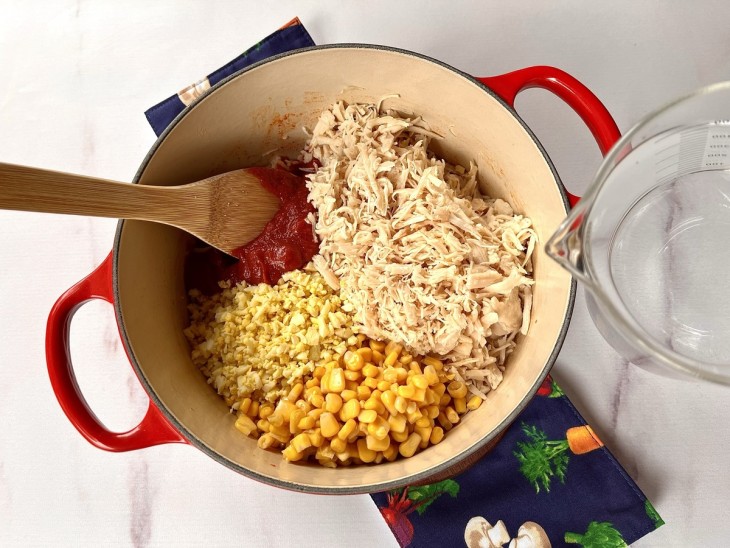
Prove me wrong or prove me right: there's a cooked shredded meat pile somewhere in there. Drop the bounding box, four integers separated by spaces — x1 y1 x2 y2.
302 101 536 397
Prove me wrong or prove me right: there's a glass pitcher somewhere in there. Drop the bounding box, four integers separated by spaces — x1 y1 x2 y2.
547 82 730 383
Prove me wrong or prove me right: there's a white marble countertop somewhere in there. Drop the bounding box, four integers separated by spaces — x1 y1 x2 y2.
2 2 730 546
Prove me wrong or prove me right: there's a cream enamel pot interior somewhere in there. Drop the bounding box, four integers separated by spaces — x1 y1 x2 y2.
45 45 620 494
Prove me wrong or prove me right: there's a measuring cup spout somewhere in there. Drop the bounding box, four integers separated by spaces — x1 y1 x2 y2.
546 204 593 286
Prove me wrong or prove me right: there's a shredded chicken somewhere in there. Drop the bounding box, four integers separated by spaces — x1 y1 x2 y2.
303 101 536 397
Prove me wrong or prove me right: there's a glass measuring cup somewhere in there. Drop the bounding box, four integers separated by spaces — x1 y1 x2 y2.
547 82 730 383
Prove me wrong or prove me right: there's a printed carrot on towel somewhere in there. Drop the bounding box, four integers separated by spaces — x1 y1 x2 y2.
513 423 604 493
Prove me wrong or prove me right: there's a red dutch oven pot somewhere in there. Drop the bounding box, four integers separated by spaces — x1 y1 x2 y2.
45 45 620 494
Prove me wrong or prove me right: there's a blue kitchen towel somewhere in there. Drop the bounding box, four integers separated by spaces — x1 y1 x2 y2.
144 17 314 136
146 19 663 548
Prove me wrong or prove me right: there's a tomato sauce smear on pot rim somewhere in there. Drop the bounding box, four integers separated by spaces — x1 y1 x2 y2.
184 166 319 294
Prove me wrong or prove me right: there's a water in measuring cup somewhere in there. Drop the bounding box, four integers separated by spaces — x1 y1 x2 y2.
610 122 730 365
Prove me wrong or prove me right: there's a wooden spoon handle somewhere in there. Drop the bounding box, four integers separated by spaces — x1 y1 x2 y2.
0 162 183 222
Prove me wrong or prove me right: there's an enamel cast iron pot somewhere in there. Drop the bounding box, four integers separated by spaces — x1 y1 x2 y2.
46 45 620 494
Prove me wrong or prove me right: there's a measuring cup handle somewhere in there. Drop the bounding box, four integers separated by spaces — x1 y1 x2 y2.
478 66 621 206
45 252 187 451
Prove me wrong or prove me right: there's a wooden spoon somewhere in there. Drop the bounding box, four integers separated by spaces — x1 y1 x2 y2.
0 162 281 255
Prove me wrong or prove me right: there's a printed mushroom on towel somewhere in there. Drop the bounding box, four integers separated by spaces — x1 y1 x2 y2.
464 517 551 548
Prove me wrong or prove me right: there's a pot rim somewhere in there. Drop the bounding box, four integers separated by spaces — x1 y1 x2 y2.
112 43 576 494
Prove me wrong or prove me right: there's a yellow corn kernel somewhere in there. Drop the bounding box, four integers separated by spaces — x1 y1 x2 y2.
356 385 372 400
366 434 390 452
411 374 429 390
308 408 324 421
316 444 335 461
257 433 277 450
399 433 422 458
309 428 324 448
415 416 432 428
447 381 468 399
314 365 326 379
344 351 365 371
384 340 401 355
454 397 467 415
363 377 379 389
234 414 258 437
239 398 252 416
376 380 391 392
364 399 386 416
381 391 398 416
367 416 390 440
397 384 416 399
423 365 440 385
297 415 316 431
355 347 373 363
437 412 453 431
320 412 341 438
256 419 270 433
296 400 313 415
371 350 385 364
383 443 399 461
423 356 444 370
410 387 426 403
247 401 260 418
426 405 440 420
324 393 343 414
406 401 418 415
290 432 312 453
430 426 445 445
329 368 346 393
409 362 423 375
258 404 274 420
289 409 305 435
432 383 447 397
394 395 408 414
398 353 413 365
339 399 361 422
344 369 361 382
439 394 452 407
415 426 433 448
406 407 423 424
309 393 324 407
277 400 298 421
268 413 284 427
330 437 347 454
358 409 378 423
369 340 386 352
357 439 377 463
345 379 359 391
388 413 407 434
394 367 409 383
324 360 338 370
467 395 483 410
337 419 357 441
287 383 304 402
423 388 438 406
305 378 320 389
282 445 304 462
391 429 409 443
384 351 399 367
382 368 399 384
358 422 369 436
357 333 367 343
445 406 460 424
362 363 380 378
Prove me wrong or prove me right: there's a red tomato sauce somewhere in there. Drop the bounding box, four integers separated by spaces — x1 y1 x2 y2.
184 166 318 294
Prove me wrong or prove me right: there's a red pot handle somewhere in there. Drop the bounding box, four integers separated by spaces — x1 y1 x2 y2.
45 252 186 451
478 66 621 207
